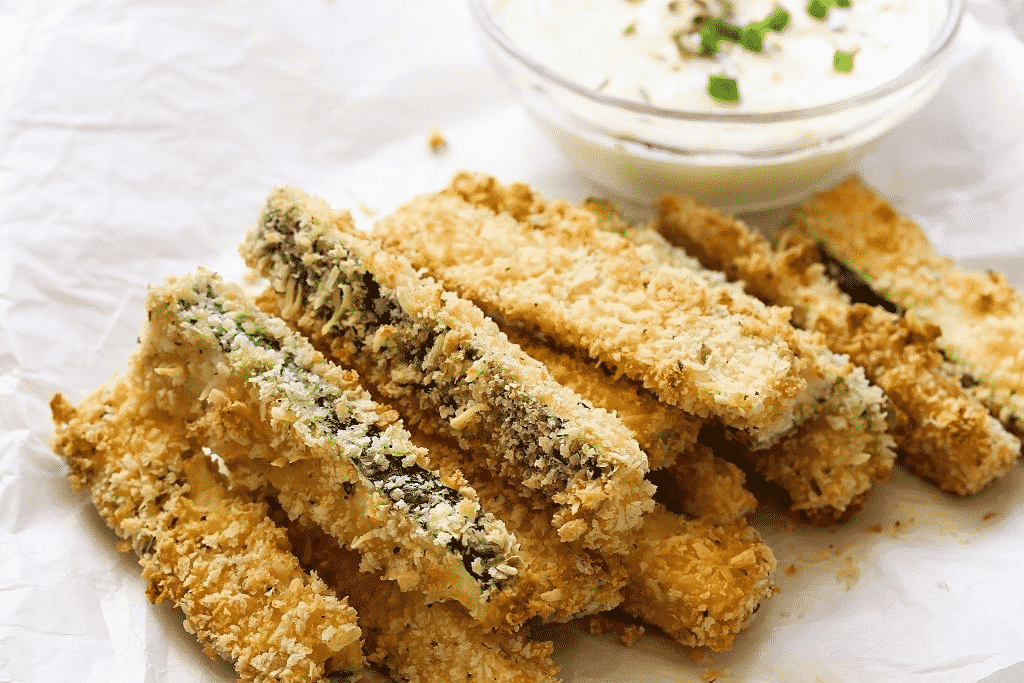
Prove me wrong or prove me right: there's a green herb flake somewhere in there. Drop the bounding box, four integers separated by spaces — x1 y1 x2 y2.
807 0 829 19
623 22 637 37
764 6 791 31
833 50 855 72
740 25 765 52
708 75 740 103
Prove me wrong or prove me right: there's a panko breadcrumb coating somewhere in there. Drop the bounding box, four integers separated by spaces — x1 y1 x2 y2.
372 171 863 451
136 269 520 623
50 385 364 683
243 186 654 554
599 218 896 521
784 176 1024 448
411 432 629 627
502 326 756 523
619 506 777 653
282 512 562 683
501 326 703 471
656 191 1021 495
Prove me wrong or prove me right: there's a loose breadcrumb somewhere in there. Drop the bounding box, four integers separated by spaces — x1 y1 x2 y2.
50 386 364 683
243 186 654 554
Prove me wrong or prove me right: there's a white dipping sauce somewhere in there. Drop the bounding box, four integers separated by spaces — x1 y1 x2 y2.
492 0 940 112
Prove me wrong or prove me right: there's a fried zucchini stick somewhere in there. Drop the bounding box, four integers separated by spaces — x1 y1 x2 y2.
50 384 364 683
619 506 777 653
613 218 896 520
372 172 861 451
281 513 561 683
411 432 774 652
409 432 629 627
135 269 521 623
655 192 1020 495
501 327 757 523
242 187 654 554
785 177 1024 443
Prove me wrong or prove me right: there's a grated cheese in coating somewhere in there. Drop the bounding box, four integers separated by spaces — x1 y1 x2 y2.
136 269 520 621
242 186 654 554
656 192 1020 495
50 385 364 683
784 176 1024 449
371 172 853 449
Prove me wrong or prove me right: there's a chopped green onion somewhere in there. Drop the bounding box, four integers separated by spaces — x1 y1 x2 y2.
713 17 742 42
699 22 722 55
740 25 765 52
833 51 855 72
807 0 829 19
764 7 791 31
708 75 740 103
836 0 851 7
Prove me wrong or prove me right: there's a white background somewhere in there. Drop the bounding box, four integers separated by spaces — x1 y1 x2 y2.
1 1 1023 682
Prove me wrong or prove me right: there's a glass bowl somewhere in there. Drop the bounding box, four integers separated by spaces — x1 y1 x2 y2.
469 0 965 213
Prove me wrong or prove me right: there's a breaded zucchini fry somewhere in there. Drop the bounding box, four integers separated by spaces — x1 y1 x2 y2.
281 512 561 683
655 193 1020 495
784 177 1024 443
501 326 757 523
135 269 520 622
242 186 654 554
50 384 364 683
372 172 859 450
410 432 629 627
619 506 777 653
501 326 702 471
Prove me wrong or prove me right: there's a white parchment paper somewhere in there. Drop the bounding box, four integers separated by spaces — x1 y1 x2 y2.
1 1 1023 682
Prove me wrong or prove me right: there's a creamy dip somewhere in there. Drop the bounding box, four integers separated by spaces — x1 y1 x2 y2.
491 0 942 112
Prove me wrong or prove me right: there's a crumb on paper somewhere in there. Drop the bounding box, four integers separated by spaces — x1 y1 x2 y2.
428 127 448 153
837 554 861 589
937 581 950 592
583 614 645 646
620 624 645 647
687 648 711 665
869 523 883 533
983 512 998 521
785 564 797 575
703 667 730 682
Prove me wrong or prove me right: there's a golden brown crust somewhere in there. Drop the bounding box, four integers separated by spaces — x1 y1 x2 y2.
411 432 630 628
619 507 777 653
502 327 756 523
784 176 1024 451
50 386 364 683
502 326 703 472
282 512 562 683
244 186 654 554
656 191 1020 496
136 270 520 624
372 172 859 449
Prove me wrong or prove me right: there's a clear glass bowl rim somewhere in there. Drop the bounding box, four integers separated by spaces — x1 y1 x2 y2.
469 0 965 124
